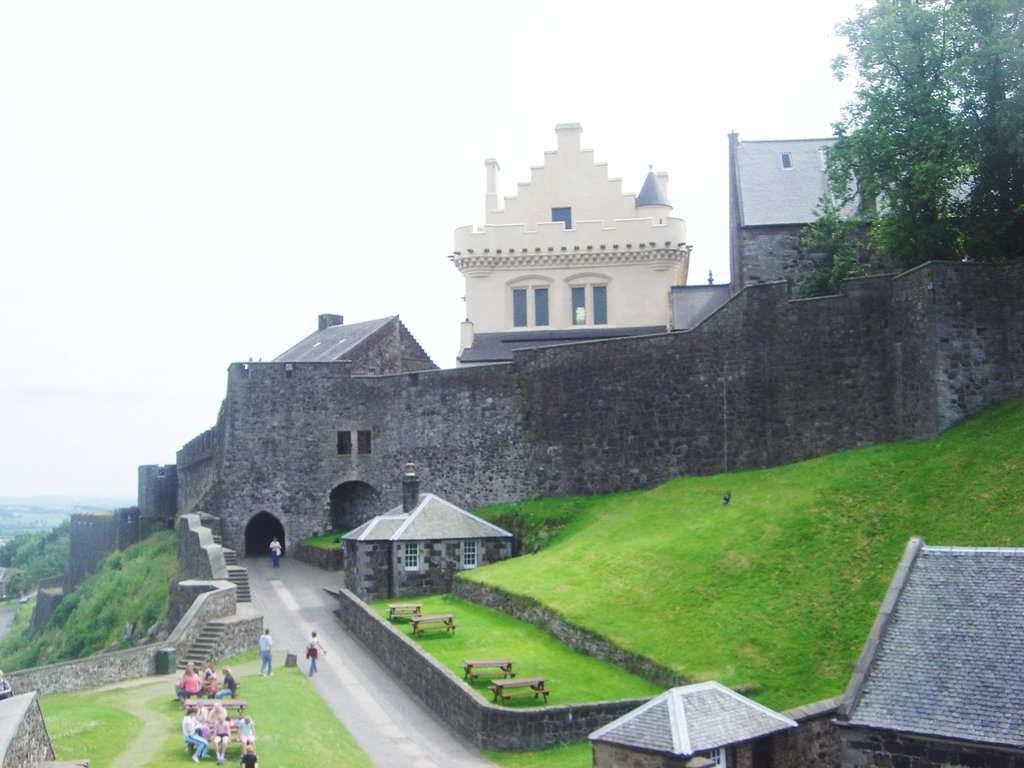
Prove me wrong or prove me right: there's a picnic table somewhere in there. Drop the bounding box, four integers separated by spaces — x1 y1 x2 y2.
489 676 550 705
462 659 515 680
388 603 423 620
182 698 248 714
410 613 457 635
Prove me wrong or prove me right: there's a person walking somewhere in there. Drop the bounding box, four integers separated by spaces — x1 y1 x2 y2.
258 628 273 676
269 537 282 568
305 630 326 676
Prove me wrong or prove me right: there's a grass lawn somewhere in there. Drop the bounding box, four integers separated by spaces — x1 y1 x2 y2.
372 595 662 706
41 651 374 768
486 741 592 768
469 398 1024 710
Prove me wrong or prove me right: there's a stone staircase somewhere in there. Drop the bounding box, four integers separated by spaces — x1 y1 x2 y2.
211 532 251 603
177 619 228 670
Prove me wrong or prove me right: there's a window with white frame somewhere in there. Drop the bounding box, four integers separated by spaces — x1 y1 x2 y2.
404 543 420 571
707 748 725 767
462 540 478 569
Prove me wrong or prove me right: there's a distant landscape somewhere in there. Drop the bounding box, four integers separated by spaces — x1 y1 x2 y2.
0 497 133 546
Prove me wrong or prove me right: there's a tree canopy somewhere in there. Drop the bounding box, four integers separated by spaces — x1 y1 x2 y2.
819 0 1023 275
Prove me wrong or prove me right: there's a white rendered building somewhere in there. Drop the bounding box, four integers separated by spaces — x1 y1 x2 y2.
451 123 690 365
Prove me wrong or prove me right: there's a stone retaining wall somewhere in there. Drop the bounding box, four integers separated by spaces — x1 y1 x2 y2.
334 587 648 750
295 542 344 572
453 580 686 688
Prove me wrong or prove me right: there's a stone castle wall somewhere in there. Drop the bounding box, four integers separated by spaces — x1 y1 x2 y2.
0 693 55 768
64 509 139 593
180 262 1024 554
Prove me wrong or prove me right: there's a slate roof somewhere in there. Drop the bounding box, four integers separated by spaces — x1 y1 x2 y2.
459 326 665 364
636 170 672 207
590 681 797 755
842 539 1024 749
273 316 395 363
734 138 839 226
343 493 513 542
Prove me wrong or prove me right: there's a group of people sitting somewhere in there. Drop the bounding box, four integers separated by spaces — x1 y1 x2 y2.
177 661 255 765
181 702 257 765
176 661 238 702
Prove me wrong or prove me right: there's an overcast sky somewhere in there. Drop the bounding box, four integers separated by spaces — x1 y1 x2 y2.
0 1 866 500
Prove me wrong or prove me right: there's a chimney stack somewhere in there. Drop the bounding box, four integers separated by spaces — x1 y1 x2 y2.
318 314 344 331
402 462 420 513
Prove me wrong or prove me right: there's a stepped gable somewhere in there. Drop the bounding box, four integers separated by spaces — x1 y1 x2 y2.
840 539 1024 753
590 681 796 758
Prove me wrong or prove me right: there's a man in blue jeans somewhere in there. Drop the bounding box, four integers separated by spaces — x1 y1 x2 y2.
258 628 273 676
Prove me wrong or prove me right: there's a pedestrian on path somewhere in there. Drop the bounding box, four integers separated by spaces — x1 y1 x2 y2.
306 630 326 676
269 537 282 568
258 628 273 676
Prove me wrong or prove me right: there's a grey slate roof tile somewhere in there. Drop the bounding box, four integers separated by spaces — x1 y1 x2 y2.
590 681 796 755
273 316 395 363
459 326 665 364
845 545 1024 749
343 493 513 543
735 138 838 226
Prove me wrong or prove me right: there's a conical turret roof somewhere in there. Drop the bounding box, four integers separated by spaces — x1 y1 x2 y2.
636 169 672 207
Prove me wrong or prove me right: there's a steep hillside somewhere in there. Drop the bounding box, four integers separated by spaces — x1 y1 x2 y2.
0 529 176 671
468 398 1024 710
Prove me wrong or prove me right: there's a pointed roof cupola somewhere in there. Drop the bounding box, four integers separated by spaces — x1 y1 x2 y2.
636 166 672 208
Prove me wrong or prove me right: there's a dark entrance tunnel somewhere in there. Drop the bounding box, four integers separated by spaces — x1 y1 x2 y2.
244 512 285 559
329 481 381 531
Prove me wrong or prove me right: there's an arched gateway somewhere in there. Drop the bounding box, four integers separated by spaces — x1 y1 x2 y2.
330 481 380 531
244 512 285 559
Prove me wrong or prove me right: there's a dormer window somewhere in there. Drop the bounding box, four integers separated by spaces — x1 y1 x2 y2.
551 207 572 229
780 153 793 169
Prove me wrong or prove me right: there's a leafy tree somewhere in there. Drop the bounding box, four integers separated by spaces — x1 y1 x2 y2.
0 521 69 596
825 0 1023 268
797 197 873 297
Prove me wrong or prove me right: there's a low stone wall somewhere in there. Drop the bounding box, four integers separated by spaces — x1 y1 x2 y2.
453 580 686 688
777 696 842 768
295 542 344 572
335 587 648 751
0 693 55 768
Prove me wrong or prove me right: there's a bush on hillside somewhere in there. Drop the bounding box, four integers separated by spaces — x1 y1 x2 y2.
0 521 70 598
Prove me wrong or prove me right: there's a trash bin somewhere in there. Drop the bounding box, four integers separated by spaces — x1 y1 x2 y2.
284 652 298 668
156 648 176 675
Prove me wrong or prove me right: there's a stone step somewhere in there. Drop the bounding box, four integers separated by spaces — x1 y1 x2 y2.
226 566 252 603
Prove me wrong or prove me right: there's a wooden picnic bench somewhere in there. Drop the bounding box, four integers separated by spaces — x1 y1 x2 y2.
489 676 550 705
410 613 457 635
388 603 423 620
182 698 248 714
462 659 515 680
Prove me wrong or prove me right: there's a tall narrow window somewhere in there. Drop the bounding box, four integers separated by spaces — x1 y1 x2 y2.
572 286 586 325
462 540 478 569
512 288 528 327
593 285 607 325
551 207 572 229
337 431 352 455
780 152 793 169
357 430 372 454
534 288 549 326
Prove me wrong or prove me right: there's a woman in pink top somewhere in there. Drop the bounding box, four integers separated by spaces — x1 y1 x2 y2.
176 664 203 702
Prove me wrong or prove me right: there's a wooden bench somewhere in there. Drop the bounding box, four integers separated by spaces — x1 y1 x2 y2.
182 698 248 714
463 659 515 680
410 613 456 635
388 603 423 620
489 676 550 705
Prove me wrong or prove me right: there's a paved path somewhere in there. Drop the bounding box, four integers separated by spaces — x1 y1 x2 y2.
245 554 496 768
0 604 16 643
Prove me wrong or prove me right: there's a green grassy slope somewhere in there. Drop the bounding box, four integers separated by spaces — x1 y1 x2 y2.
0 530 176 670
467 399 1024 710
